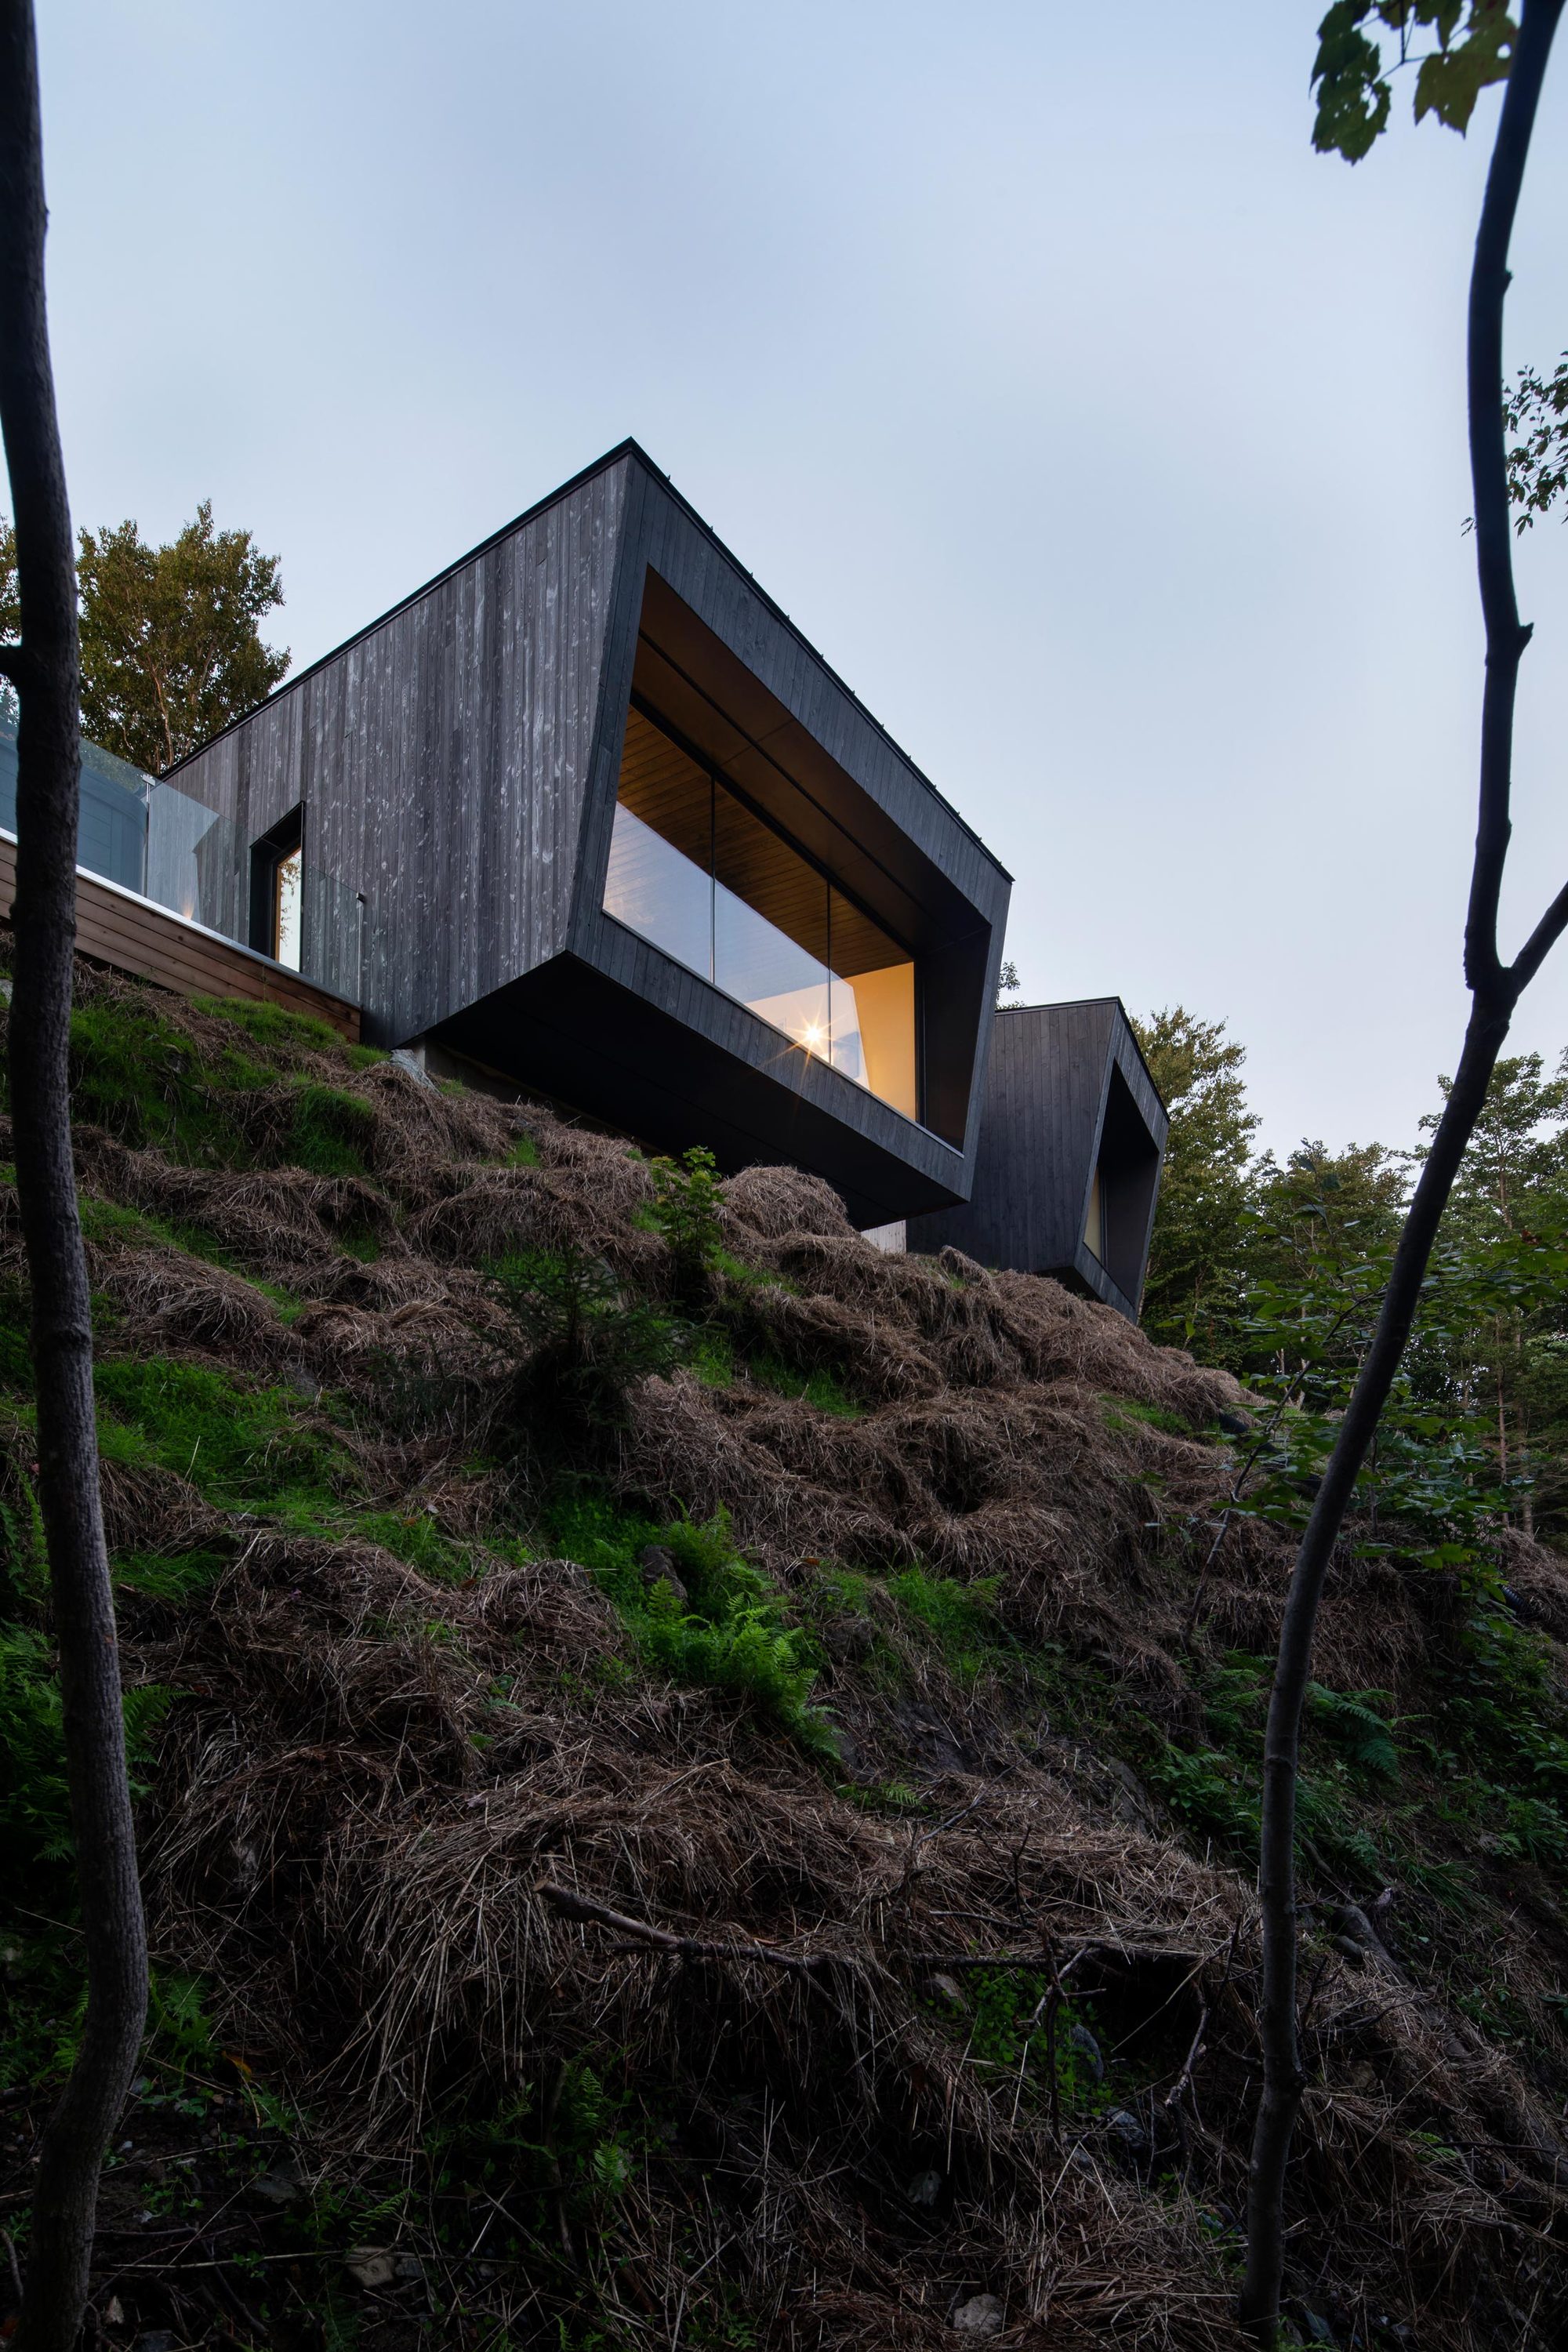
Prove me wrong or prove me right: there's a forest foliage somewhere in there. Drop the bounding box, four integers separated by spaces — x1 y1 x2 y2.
0 502 288 774
1135 1009 1568 1548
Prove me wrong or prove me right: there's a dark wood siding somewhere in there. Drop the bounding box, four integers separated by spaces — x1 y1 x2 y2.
907 999 1167 1319
165 462 632 1047
161 442 1010 1221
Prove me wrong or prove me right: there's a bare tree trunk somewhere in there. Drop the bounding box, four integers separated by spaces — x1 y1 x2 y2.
0 6 149 2347
1239 3 1568 2341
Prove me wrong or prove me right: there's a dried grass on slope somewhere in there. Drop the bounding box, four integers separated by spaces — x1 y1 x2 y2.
9 967 1563 2349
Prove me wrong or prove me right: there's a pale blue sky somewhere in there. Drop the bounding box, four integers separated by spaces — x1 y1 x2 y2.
31 2 1568 1152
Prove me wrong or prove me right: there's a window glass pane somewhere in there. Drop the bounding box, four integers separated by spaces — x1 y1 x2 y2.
827 887 917 1120
274 844 303 970
604 802 712 978
713 784 830 1058
604 708 713 976
604 704 921 1119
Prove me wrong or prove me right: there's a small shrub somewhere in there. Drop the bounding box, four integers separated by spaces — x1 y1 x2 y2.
646 1145 724 1298
550 1497 835 1752
0 1623 169 1883
490 1247 686 1437
961 1968 1109 2116
1307 1683 1399 1780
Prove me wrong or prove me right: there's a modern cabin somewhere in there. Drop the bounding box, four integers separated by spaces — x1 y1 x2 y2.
907 998 1167 1319
2 446 1167 1319
154 442 1012 1229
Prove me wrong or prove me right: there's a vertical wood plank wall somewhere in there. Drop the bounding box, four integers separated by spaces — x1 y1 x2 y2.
166 463 631 1045
907 999 1167 1313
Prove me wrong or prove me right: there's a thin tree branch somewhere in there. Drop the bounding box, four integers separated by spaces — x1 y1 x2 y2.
1240 5 1566 2342
536 1882 833 1979
0 7 149 2347
1508 873 1568 994
1463 6 1552 995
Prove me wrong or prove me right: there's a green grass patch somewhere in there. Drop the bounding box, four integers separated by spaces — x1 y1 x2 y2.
688 1329 736 1386
713 1247 798 1294
285 1081 378 1178
1102 1395 1196 1439
356 1508 478 1585
190 996 346 1055
748 1351 861 1417
113 1548 230 1607
887 1566 1014 1686
57 990 388 1183
67 996 263 1161
94 1354 352 1520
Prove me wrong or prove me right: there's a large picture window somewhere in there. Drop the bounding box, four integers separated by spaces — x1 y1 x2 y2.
604 706 919 1120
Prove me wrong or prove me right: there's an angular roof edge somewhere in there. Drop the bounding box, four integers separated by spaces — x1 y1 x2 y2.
162 440 1011 882
998 996 1165 1114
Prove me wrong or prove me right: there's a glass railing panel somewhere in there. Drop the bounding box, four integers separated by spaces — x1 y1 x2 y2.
145 777 243 938
603 799 713 978
616 707 713 868
713 783 831 1056
715 872 831 1053
0 710 150 893
605 702 923 1118
604 708 715 976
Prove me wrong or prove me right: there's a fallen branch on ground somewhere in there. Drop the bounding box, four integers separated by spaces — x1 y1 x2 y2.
536 1882 833 1977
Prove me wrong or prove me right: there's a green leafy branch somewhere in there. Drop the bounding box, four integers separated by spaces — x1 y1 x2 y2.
1312 4 1518 160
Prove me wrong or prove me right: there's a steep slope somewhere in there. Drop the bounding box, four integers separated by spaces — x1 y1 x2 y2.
2 966 1566 2351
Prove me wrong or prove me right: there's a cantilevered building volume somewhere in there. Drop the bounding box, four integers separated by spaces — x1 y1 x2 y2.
10 444 1168 1316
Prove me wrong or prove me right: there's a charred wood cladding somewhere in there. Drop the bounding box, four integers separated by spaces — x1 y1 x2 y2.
908 999 1167 1322
158 443 1012 1229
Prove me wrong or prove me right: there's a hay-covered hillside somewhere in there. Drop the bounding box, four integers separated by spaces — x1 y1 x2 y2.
3 967 1568 2352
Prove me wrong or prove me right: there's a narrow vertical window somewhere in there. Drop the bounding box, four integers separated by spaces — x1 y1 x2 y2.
274 841 303 968
249 807 305 969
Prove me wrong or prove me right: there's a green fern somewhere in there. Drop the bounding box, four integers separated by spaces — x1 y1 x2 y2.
1307 1683 1399 1780
0 1623 172 1879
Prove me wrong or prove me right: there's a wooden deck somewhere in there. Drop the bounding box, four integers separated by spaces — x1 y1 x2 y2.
0 829 361 1042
